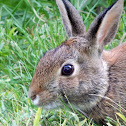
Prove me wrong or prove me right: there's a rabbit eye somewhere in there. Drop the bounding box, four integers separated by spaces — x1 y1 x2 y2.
61 64 74 76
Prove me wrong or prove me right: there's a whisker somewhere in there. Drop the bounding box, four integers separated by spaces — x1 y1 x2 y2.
89 94 126 112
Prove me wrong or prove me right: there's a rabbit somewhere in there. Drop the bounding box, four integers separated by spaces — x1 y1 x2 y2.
28 0 126 125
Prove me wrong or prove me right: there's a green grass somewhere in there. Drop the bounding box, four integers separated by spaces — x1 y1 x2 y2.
0 0 126 125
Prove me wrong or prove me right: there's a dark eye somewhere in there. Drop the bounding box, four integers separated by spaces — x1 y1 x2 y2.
61 64 74 76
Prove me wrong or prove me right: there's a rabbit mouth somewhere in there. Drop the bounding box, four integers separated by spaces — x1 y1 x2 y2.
31 94 62 109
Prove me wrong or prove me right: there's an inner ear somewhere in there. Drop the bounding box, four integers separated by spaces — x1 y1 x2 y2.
96 0 123 46
86 0 123 52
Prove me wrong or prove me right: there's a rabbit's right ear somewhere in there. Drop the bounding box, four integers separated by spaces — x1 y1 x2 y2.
56 0 86 37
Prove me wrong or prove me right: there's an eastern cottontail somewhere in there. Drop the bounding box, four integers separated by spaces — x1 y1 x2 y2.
28 0 126 124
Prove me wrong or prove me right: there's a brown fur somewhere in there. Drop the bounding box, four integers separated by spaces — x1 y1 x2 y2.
87 48 126 124
28 0 126 125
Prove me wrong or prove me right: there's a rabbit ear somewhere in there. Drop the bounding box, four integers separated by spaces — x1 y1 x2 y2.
56 0 86 37
86 0 123 51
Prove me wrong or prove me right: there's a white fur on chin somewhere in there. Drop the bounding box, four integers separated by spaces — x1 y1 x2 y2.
32 95 40 106
32 95 61 109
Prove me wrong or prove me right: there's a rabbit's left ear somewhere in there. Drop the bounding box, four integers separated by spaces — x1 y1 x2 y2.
56 0 86 37
87 0 124 51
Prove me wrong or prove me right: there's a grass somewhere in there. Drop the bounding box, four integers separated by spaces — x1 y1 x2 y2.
0 0 126 125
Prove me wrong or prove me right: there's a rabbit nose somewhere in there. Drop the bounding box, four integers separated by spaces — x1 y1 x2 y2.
28 90 36 100
31 94 36 100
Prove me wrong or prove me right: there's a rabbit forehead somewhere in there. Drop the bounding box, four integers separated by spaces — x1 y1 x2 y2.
39 36 88 68
63 36 88 46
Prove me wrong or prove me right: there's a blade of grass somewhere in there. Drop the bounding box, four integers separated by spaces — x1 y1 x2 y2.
33 107 42 126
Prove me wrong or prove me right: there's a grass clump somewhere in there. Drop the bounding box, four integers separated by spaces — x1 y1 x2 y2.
0 0 126 125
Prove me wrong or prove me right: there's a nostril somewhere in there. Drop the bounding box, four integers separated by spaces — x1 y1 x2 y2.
28 89 37 101
31 94 36 100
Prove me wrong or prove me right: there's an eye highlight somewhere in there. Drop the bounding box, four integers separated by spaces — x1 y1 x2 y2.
61 64 74 76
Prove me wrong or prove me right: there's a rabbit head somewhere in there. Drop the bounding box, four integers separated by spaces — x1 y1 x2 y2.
28 0 123 111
